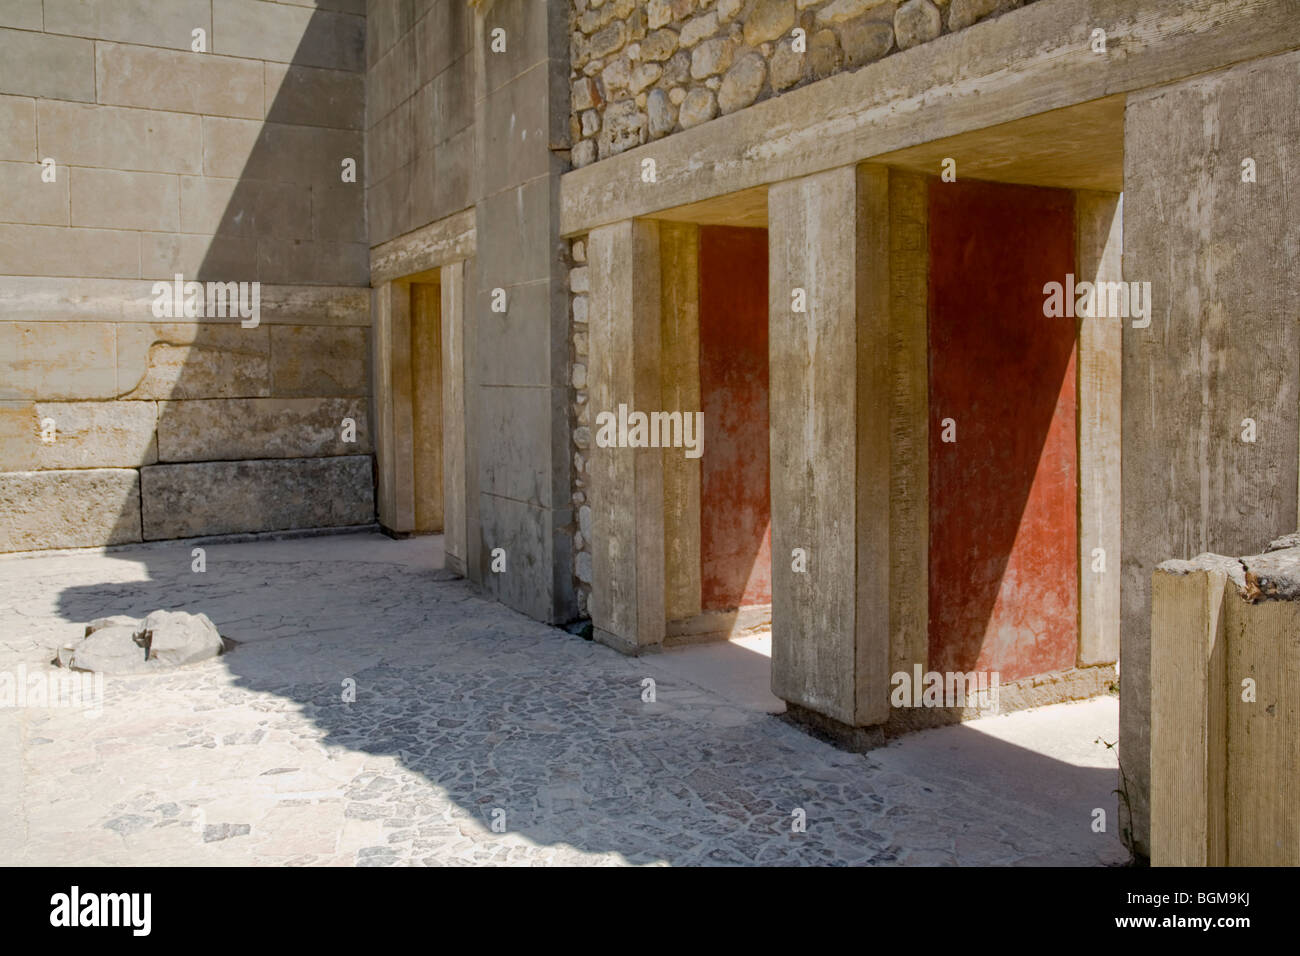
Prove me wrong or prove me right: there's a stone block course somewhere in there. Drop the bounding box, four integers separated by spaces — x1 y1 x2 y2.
156 397 370 461
0 468 141 551
36 101 204 175
139 455 374 539
0 29 95 102
0 400 157 469
42 0 212 48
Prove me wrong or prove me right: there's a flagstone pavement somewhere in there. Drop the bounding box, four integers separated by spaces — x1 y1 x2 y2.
0 531 1129 866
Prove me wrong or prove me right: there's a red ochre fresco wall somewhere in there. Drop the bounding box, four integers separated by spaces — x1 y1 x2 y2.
699 226 772 611
927 179 1078 683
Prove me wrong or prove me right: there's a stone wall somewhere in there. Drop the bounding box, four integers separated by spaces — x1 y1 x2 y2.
365 0 475 246
569 0 1036 166
0 0 374 552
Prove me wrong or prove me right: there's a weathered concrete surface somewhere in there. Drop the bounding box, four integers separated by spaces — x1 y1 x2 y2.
440 260 469 574
410 282 444 532
1121 49 1300 859
118 324 272 401
467 0 575 625
768 166 864 724
1150 565 1228 866
139 457 374 540
371 280 415 533
0 322 117 401
0 401 157 469
155 398 370 462
268 326 368 398
0 468 140 552
886 170 929 679
1075 191 1122 667
0 533 1127 866
365 1 474 247
658 222 702 623
369 209 475 286
1152 542 1300 865
587 219 666 651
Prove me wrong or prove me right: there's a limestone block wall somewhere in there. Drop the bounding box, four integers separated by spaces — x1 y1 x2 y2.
365 0 475 246
0 0 374 553
568 0 1038 166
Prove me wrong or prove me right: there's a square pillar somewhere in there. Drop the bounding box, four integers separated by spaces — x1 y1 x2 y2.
769 164 922 733
372 279 415 534
587 219 666 652
441 259 469 576
1076 191 1123 667
659 222 703 624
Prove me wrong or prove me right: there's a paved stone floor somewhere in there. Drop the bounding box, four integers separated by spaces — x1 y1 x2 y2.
0 532 1128 866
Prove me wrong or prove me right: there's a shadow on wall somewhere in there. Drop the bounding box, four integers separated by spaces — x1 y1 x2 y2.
49 538 1123 865
927 180 1079 683
117 6 373 549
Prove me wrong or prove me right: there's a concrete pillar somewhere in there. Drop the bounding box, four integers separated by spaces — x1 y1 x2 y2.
887 170 930 680
372 279 415 534
468 0 575 622
411 281 444 533
1122 49 1300 858
769 164 900 732
587 219 666 652
1076 192 1122 666
659 222 702 624
441 259 469 576
1150 565 1228 866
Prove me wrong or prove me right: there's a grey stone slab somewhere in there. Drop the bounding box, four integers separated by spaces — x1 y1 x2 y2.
0 29 95 102
0 401 157 469
265 62 365 129
36 101 203 175
43 0 211 48
0 468 140 551
268 326 368 397
140 455 374 539
156 397 371 462
0 0 41 30
0 94 37 162
213 0 364 72
96 41 262 118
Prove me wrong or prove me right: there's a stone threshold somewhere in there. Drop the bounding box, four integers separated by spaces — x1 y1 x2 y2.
784 663 1119 753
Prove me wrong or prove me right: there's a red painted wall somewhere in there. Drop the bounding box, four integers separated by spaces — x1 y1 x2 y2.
699 226 772 610
927 180 1078 682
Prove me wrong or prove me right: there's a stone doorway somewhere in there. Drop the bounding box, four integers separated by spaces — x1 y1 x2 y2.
371 259 470 572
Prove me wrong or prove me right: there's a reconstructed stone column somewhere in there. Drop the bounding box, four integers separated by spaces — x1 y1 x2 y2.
1122 49 1300 858
587 219 666 652
1075 192 1122 667
659 222 702 625
372 280 415 534
441 259 469 576
769 164 921 734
